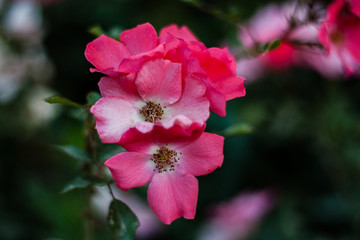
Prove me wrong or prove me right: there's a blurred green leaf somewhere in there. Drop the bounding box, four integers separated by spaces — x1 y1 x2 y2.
53 145 91 162
222 122 253 136
257 42 269 53
45 96 84 109
60 177 106 194
268 39 281 51
88 25 104 37
86 91 101 106
107 199 139 240
181 0 200 7
257 39 281 54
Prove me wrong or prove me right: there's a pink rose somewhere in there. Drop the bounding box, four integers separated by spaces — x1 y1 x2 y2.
105 125 224 224
90 58 209 143
85 23 245 116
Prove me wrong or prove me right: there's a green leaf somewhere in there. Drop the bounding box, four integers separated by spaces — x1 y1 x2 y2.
222 123 253 137
268 39 281 51
86 91 101 105
256 39 281 54
60 177 106 194
53 145 91 162
107 199 139 240
45 95 84 109
257 42 269 53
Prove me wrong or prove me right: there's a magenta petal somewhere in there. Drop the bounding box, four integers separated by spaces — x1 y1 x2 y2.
105 152 155 191
135 59 182 106
212 76 246 101
207 86 226 117
120 23 158 55
119 124 205 152
90 97 141 143
147 172 198 224
85 34 130 75
159 24 199 43
176 132 224 176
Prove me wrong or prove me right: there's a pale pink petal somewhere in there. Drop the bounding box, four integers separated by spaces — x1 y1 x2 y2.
162 75 209 128
98 76 138 102
147 172 198 224
85 34 130 76
159 24 199 43
90 97 142 143
120 23 158 55
135 59 182 106
105 152 155 190
175 133 224 176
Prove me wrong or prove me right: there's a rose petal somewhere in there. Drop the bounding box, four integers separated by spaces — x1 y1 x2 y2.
85 34 130 76
162 74 209 128
176 132 224 176
159 24 199 43
147 171 198 224
119 124 205 152
120 23 158 55
135 59 182 106
90 97 142 143
98 76 138 102
105 152 155 190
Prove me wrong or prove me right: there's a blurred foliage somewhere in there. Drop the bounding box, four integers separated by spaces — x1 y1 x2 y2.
1 0 360 240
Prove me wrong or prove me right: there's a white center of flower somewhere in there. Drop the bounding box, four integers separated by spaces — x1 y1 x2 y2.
139 101 164 123
151 145 181 173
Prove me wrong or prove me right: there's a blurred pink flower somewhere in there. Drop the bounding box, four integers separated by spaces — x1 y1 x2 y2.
85 23 245 116
237 1 346 80
90 58 209 143
319 0 360 74
198 190 275 240
105 125 224 224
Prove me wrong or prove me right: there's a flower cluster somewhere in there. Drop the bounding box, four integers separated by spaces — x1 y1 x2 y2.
237 0 360 80
85 23 246 224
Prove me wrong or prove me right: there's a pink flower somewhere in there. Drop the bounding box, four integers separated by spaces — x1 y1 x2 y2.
85 23 245 116
197 190 275 240
237 2 304 78
90 58 209 143
105 125 224 224
319 0 360 74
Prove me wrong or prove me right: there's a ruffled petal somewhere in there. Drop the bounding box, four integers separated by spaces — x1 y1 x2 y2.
176 132 224 176
196 47 237 81
118 44 165 74
147 171 198 224
120 23 158 55
85 34 130 76
90 97 142 143
159 24 199 43
162 74 209 128
105 152 155 190
135 58 182 106
119 124 205 152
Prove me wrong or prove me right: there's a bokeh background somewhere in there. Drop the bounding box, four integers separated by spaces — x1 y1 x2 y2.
1 0 360 239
